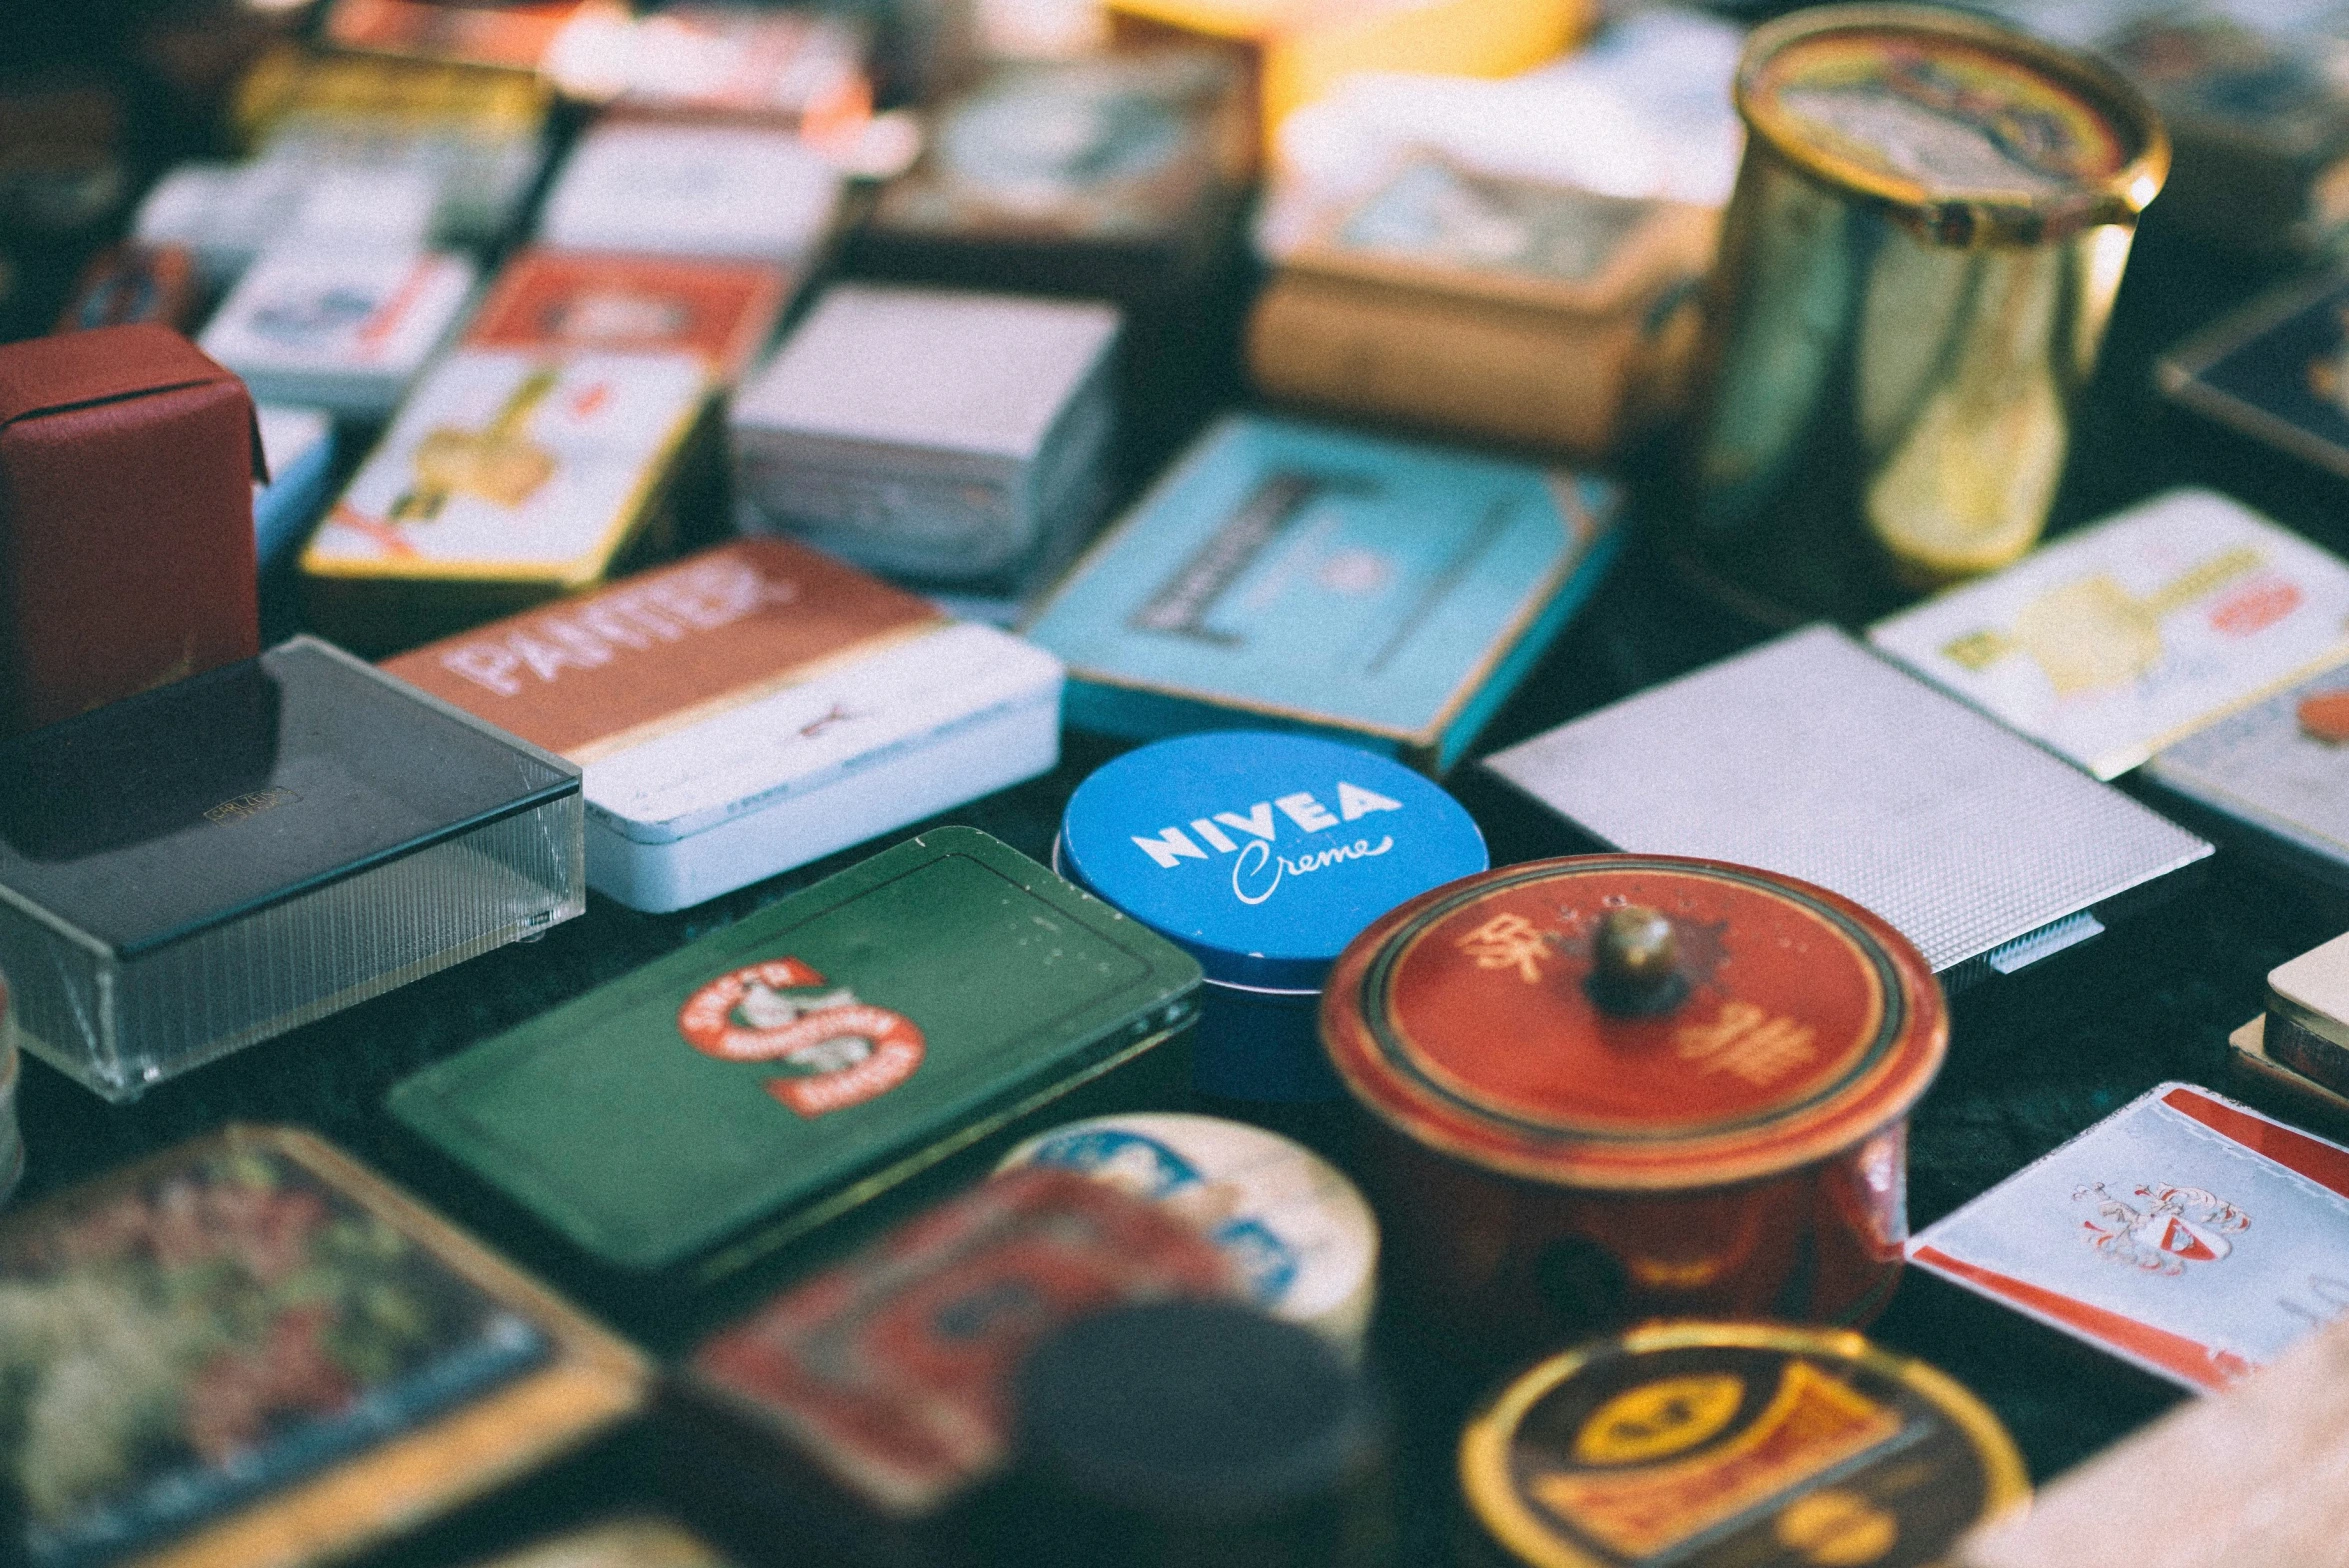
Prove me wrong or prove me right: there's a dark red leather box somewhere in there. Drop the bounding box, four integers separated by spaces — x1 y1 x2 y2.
0 323 260 736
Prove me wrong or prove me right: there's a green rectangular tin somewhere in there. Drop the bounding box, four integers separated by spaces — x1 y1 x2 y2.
388 827 1203 1285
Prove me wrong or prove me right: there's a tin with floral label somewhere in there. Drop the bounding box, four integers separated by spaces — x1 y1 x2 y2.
1458 1322 2026 1568
1321 854 1946 1353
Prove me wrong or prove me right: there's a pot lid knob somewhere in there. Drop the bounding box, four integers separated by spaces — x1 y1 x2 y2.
1587 906 1686 1016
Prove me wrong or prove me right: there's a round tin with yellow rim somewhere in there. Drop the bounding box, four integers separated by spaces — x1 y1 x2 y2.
1319 854 1945 1351
1675 5 2170 624
1458 1322 2027 1568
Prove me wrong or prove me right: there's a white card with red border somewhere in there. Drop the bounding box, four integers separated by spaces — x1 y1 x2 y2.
1907 1082 2349 1393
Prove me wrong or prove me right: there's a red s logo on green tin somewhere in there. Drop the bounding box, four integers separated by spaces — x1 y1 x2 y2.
678 958 925 1118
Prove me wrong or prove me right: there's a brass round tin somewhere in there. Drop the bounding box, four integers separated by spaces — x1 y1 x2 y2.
1676 4 2169 625
1319 856 1946 1352
1458 1322 2027 1568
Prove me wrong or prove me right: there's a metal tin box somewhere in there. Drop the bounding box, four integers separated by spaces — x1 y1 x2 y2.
466 247 794 386
1026 414 1621 774
254 405 338 572
1055 731 1487 1100
381 539 1064 912
54 242 201 333
0 636 584 1101
672 1168 1235 1564
0 1125 647 1568
199 245 478 419
1484 625 2214 987
537 121 842 265
302 347 711 653
2150 665 2349 887
1322 854 1947 1355
0 324 259 738
473 1518 743 1568
1871 488 2349 779
389 828 1203 1288
999 1111 1380 1351
732 283 1121 610
2160 269 2349 484
1676 4 2169 625
1907 1082 2349 1392
1249 153 1719 457
1459 1322 2026 1568
2243 931 2349 1100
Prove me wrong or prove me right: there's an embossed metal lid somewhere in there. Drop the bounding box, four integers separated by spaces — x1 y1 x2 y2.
1320 854 1946 1190
1460 1321 2026 1568
1059 731 1488 990
1737 4 2167 244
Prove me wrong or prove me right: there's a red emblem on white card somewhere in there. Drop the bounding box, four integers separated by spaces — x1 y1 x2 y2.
678 957 924 1117
2076 1183 2247 1274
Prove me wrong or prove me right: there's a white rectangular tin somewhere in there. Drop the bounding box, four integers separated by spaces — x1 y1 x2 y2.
1908 1082 2349 1393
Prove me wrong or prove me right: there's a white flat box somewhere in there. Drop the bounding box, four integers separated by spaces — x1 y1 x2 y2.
732 283 1120 585
199 246 478 419
537 121 842 263
382 537 1064 912
1485 624 2214 986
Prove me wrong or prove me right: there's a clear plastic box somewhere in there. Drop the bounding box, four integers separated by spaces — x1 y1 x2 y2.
0 637 583 1100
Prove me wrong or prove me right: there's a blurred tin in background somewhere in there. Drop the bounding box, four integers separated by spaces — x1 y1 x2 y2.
1458 1322 2026 1568
1675 5 2168 626
1322 854 1945 1357
1058 732 1487 1103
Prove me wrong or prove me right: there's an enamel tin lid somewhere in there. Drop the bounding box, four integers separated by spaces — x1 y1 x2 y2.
1320 854 1946 1191
999 1113 1379 1351
1059 732 1488 991
1737 4 2167 244
1460 1322 2026 1568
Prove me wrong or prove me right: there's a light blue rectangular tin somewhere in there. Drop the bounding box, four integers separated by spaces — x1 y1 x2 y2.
1022 413 1621 774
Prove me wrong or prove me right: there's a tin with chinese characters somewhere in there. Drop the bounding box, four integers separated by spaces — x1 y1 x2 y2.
1675 5 2168 626
1458 1322 2026 1568
1321 854 1946 1355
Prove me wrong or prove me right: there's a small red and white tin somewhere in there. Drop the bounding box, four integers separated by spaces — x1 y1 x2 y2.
1320 853 1945 1354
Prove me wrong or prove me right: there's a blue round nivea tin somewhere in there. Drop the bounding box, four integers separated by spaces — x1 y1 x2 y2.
1057 731 1487 1101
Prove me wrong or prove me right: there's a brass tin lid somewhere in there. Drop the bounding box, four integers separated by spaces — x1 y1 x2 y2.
1460 1321 2028 1568
1735 3 2168 245
1319 855 1946 1191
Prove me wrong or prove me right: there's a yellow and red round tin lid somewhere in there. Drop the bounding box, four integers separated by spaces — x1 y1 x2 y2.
1319 855 1945 1191
1736 4 2166 242
1460 1322 2027 1568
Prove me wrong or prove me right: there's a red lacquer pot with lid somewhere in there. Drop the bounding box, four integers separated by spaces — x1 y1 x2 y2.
1319 854 1945 1355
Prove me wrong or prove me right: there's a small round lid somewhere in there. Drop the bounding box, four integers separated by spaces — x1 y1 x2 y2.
1460 1321 2027 1568
1059 732 1488 990
1737 4 2168 244
1320 855 1946 1191
999 1113 1380 1351
1014 1300 1386 1523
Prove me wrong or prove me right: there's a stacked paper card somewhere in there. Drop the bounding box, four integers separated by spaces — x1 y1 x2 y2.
199 245 478 418
537 122 843 264
732 284 1121 619
1870 489 2349 779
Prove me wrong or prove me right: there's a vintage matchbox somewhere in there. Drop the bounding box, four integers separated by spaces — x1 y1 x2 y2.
673 1168 1235 1555
1025 413 1620 772
2147 663 2349 887
0 637 584 1100
389 828 1205 1286
1249 152 1718 456
537 121 842 265
302 347 711 652
548 5 872 131
1908 1083 2349 1394
465 247 794 385
323 0 618 73
1484 625 2214 983
733 284 1121 612
381 539 1063 912
2162 270 2349 483
0 1126 646 1568
199 244 478 419
1870 490 2349 779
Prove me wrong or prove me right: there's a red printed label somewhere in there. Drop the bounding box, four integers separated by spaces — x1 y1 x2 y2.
679 958 924 1118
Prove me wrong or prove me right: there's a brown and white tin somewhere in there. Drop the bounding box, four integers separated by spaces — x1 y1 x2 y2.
1320 854 1946 1355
